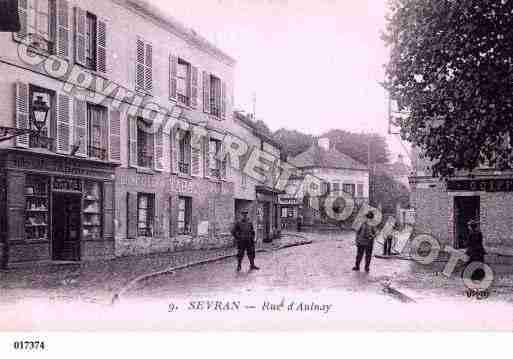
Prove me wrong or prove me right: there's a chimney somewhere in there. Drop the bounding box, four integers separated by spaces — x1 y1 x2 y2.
318 138 330 151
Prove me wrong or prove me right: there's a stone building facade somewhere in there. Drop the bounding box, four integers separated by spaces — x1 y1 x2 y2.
0 0 270 267
410 147 513 255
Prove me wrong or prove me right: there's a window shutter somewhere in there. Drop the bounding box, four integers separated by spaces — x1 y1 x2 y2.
56 93 71 153
169 55 177 100
15 81 29 148
101 109 109 160
73 98 87 156
202 71 210 113
221 81 227 119
109 109 121 162
136 38 145 92
190 66 198 109
203 137 210 178
74 7 86 66
220 141 227 179
191 145 201 177
170 129 178 174
13 0 28 42
154 127 164 171
96 18 107 73
55 0 70 59
145 42 153 93
128 115 138 167
127 192 138 239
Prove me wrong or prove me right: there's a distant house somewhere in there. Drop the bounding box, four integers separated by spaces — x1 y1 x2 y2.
279 138 369 227
375 154 412 190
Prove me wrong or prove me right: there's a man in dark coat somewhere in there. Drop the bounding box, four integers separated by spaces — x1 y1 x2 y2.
465 219 486 280
352 211 377 273
231 210 259 272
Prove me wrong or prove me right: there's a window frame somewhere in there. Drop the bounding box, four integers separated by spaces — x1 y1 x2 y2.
178 131 191 175
209 138 222 177
357 183 364 198
136 117 154 168
26 0 55 54
177 196 192 235
343 183 356 197
209 74 221 118
87 103 107 160
29 84 55 149
176 58 190 107
85 12 97 71
137 193 155 237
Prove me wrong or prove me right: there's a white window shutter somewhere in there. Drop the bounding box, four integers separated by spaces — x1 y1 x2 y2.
56 0 70 60
190 66 198 109
202 71 210 113
136 38 145 92
96 18 107 73
169 55 177 101
74 7 86 66
145 42 153 93
170 128 178 174
203 136 210 178
13 0 28 43
101 109 109 160
109 109 121 162
15 81 30 148
56 93 71 153
73 98 87 156
221 80 227 119
154 127 164 171
128 115 138 167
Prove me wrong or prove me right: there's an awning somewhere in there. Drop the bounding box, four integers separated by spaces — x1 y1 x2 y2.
256 185 286 195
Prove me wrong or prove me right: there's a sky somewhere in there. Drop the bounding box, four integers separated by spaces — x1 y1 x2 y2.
151 0 410 163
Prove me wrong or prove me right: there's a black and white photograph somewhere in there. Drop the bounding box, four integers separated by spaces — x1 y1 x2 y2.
0 0 513 353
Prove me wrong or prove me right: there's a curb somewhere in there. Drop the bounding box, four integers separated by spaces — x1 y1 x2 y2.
111 239 314 304
381 283 416 303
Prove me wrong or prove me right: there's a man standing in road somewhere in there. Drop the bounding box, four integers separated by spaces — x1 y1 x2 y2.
352 211 377 273
231 210 260 272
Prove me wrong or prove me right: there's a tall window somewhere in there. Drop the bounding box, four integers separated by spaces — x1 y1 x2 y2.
178 131 191 175
343 183 356 196
178 196 192 235
177 59 190 106
137 118 154 168
29 85 55 150
27 0 54 53
87 104 106 160
357 183 364 198
137 193 154 237
210 75 221 117
332 182 340 195
85 13 97 70
209 139 222 177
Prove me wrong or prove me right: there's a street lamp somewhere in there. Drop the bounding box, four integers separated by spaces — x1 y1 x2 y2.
31 95 50 134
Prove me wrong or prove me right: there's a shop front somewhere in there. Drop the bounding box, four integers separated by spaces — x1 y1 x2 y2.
279 197 301 229
0 148 117 268
256 186 282 243
412 175 513 253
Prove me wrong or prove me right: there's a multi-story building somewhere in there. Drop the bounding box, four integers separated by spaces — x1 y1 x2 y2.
231 112 284 242
280 138 370 227
0 0 251 267
410 146 513 255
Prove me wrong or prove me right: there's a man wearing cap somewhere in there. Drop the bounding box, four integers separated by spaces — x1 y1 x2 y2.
465 219 486 280
352 211 377 273
231 210 260 272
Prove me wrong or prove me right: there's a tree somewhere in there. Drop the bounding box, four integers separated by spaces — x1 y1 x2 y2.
321 129 390 165
371 170 410 214
383 0 513 177
273 128 314 157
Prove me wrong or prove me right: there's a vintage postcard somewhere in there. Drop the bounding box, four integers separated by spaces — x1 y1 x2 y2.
1 0 513 348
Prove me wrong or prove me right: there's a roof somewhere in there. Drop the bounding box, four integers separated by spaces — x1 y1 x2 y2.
234 112 283 151
120 0 236 66
289 144 368 171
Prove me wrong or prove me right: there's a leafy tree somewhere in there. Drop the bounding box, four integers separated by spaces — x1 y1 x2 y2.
371 170 410 214
383 0 513 177
321 129 390 165
273 128 314 157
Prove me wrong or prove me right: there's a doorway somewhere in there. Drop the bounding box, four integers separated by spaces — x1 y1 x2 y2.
454 196 480 249
263 202 271 242
52 192 82 261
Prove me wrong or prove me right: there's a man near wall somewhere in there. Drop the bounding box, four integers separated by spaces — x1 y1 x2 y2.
231 210 260 272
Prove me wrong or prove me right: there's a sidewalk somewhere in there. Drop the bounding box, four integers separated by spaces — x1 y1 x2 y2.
0 234 311 307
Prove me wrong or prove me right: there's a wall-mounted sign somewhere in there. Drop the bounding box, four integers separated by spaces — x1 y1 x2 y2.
447 178 513 192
